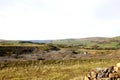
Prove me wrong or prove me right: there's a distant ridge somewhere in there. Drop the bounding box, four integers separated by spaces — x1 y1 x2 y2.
0 35 120 44
30 40 52 43
77 37 108 41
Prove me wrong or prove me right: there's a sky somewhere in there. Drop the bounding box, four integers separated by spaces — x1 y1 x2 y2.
0 0 120 40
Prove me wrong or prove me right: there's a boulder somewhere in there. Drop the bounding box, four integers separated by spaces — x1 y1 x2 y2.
116 63 120 67
114 66 120 72
84 76 90 80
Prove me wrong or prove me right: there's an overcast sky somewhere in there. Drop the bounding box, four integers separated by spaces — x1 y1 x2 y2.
0 0 120 40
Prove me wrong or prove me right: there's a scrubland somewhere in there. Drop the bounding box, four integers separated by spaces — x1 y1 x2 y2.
0 59 120 80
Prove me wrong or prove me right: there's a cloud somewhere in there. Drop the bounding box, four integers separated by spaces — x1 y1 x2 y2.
0 0 120 40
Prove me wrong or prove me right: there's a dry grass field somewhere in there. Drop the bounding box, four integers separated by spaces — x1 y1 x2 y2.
0 59 120 80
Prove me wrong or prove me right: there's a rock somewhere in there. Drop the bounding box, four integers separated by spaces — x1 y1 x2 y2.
86 66 117 80
109 72 120 80
84 76 90 80
116 63 120 67
114 66 120 72
86 69 99 80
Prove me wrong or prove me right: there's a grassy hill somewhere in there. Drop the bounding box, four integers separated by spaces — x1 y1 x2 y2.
52 36 120 49
1 36 120 49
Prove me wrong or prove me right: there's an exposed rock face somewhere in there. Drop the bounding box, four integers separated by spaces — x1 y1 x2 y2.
85 63 120 80
0 46 40 56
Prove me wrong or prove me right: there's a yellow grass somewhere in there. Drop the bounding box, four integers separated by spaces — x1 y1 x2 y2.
0 59 120 80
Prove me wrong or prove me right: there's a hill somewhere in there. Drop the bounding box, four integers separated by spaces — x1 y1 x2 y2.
52 36 120 49
0 36 120 49
30 40 52 43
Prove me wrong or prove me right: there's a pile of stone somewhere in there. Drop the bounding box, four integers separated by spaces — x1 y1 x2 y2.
84 63 120 80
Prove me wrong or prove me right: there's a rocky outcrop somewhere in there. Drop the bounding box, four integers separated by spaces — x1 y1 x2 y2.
0 46 40 56
85 63 120 80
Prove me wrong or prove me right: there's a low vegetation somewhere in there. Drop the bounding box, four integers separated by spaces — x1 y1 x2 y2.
0 59 120 80
53 36 120 49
